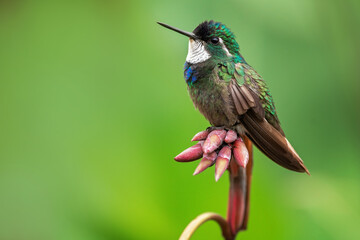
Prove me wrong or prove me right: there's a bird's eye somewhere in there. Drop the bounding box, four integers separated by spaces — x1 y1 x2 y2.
210 37 219 44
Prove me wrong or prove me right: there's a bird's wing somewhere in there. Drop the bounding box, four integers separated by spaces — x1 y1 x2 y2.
219 62 309 173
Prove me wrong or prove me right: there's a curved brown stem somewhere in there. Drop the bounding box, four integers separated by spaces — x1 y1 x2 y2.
179 212 234 240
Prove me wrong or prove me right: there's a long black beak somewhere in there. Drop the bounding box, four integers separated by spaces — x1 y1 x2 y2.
157 22 198 39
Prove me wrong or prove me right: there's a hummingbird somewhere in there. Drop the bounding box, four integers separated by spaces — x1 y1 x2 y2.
158 21 309 233
158 20 309 175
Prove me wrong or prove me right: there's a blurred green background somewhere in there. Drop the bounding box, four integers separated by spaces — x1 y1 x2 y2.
0 0 359 239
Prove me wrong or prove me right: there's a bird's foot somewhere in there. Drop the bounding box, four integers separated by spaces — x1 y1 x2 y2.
206 126 231 132
174 128 249 181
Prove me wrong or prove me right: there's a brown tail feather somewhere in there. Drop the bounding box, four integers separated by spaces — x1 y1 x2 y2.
241 111 309 174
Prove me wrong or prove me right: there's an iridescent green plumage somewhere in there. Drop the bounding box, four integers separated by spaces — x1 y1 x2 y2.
208 22 240 57
212 58 281 133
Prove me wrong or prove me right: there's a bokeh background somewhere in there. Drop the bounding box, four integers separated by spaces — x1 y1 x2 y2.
0 0 359 239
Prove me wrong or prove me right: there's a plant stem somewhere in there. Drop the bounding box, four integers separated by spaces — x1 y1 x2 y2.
227 159 246 235
241 136 253 230
227 136 253 234
179 212 234 240
178 136 253 239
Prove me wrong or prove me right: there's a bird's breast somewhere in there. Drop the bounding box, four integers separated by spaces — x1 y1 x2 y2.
188 74 238 127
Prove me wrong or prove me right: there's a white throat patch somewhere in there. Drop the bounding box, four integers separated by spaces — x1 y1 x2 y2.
186 39 211 64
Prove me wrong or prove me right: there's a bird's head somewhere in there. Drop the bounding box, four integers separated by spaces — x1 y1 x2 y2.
158 20 243 64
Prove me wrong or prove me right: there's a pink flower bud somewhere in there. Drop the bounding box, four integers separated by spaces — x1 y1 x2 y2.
225 130 237 143
203 129 226 154
193 152 217 175
174 142 203 162
233 138 249 168
215 156 230 181
191 130 209 141
218 145 232 160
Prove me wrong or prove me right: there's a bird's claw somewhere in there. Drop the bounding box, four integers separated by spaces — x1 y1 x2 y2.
206 126 230 132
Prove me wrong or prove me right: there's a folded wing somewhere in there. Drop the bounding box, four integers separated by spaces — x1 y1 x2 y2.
229 64 309 174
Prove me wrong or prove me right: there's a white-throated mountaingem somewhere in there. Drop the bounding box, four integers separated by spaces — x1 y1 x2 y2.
158 20 309 174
